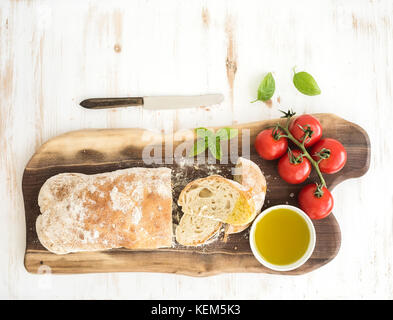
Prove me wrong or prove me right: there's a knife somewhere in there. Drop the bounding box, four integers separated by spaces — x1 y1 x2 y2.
79 94 224 110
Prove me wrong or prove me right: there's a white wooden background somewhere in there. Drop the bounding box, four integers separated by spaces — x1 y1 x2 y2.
1 0 392 299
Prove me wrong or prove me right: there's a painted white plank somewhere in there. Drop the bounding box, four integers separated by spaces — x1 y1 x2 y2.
0 0 392 299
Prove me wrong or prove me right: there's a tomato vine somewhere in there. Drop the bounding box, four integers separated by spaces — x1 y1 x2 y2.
275 110 327 196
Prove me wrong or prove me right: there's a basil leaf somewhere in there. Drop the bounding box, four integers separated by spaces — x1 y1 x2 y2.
253 72 275 102
195 127 210 139
208 138 221 160
189 138 207 157
215 128 238 141
293 71 321 96
191 127 236 160
196 127 215 146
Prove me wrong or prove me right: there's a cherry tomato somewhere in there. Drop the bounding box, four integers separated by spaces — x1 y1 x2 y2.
254 128 288 160
278 149 311 184
311 138 347 174
298 184 334 220
289 114 322 147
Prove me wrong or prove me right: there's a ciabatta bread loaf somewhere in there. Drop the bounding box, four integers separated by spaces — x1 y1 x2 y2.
36 168 173 254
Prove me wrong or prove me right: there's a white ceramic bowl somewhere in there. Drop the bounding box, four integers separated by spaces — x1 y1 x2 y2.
249 204 316 272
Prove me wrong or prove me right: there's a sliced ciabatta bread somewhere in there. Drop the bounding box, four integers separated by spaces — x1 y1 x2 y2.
175 214 222 246
177 175 255 226
175 158 266 246
227 157 267 234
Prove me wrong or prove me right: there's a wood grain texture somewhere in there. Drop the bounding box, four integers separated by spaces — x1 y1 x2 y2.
22 114 370 276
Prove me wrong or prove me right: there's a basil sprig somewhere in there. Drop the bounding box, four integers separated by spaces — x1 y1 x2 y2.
293 70 321 96
251 72 275 102
189 127 238 160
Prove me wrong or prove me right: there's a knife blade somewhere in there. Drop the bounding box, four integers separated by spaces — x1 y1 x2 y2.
79 94 224 110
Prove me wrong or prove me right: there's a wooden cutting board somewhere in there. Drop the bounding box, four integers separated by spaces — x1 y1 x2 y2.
22 113 370 276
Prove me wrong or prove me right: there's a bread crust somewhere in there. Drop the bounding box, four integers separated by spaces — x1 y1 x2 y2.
36 168 173 254
227 157 267 234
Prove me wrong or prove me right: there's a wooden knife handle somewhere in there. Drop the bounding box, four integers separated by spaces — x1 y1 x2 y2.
79 97 144 109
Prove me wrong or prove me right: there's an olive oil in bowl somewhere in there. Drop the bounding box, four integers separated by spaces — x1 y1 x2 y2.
250 205 316 271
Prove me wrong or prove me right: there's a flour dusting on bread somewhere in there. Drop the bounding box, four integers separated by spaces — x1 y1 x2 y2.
36 168 173 254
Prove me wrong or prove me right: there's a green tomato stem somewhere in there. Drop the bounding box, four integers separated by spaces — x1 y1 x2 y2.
277 121 327 188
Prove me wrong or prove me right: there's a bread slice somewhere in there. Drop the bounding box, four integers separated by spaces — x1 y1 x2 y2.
227 157 267 234
175 214 222 246
36 168 173 254
175 157 266 246
177 175 255 226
